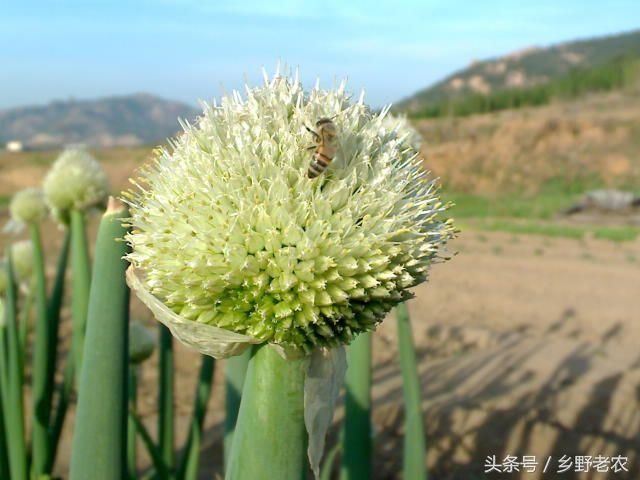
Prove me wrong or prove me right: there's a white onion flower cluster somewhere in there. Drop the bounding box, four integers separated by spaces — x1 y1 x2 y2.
43 147 109 223
11 240 34 286
125 72 454 352
8 188 48 229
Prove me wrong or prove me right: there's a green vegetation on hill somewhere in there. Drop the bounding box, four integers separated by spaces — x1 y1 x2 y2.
411 54 640 118
398 29 640 114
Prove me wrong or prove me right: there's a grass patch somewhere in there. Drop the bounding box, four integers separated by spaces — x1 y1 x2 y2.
462 219 640 242
443 191 580 220
593 227 640 242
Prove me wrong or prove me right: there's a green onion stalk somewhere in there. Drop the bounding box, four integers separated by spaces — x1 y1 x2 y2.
227 345 308 479
28 222 52 477
0 263 9 478
396 302 428 479
43 229 71 472
1 250 28 480
340 332 373 480
17 287 32 367
69 198 130 480
127 321 156 479
158 323 175 477
178 354 216 480
223 348 250 468
0 369 8 480
7 188 52 477
124 69 455 480
69 209 91 377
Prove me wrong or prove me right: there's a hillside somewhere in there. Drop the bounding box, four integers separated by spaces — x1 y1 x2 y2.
414 89 640 198
0 93 198 148
398 29 640 113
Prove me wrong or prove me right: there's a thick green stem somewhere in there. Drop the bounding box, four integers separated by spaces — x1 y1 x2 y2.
127 367 138 480
2 250 28 480
158 324 175 477
69 200 130 480
48 354 74 470
396 302 428 479
70 209 91 381
18 287 32 367
0 367 9 480
29 224 51 477
46 228 71 403
178 355 215 480
130 412 167 478
43 230 71 472
340 332 372 480
0 300 13 479
225 345 308 480
223 348 250 468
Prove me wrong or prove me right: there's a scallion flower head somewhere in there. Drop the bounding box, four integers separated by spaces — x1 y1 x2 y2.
43 147 109 223
125 70 455 354
7 188 47 230
11 240 34 286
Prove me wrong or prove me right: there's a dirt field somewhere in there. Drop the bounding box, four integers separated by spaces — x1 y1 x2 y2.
416 90 640 195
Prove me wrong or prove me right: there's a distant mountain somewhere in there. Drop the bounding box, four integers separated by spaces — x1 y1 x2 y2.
397 29 640 113
0 93 199 148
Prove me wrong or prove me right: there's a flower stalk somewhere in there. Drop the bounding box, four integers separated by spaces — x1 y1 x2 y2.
70 209 91 380
158 323 175 477
340 332 373 480
44 228 71 472
178 354 216 480
223 349 251 468
396 302 427 479
69 198 130 480
127 321 155 479
1 250 28 480
29 222 52 477
225 345 308 480
127 365 139 480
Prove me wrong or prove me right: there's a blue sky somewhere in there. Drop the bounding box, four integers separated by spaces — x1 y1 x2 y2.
0 0 638 110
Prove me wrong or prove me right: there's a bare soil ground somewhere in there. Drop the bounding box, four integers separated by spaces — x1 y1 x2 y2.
416 90 640 194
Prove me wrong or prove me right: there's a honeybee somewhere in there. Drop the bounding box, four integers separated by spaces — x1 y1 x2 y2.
305 117 338 179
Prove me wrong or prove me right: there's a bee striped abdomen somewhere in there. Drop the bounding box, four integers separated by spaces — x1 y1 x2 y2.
305 117 338 179
308 152 332 178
